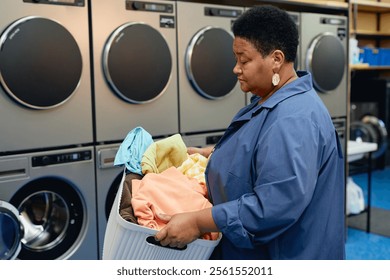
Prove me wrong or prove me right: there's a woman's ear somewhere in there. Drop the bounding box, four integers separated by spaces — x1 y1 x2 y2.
271 50 284 73
272 50 284 69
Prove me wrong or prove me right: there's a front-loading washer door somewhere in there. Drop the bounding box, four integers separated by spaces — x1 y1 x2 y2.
186 26 237 100
9 177 85 260
103 22 172 104
306 32 345 93
0 201 23 260
105 172 123 221
0 16 82 110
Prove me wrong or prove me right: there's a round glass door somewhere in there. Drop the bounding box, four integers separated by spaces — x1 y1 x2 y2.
306 32 345 93
0 201 23 260
103 23 172 104
0 16 82 109
10 178 85 259
186 26 237 100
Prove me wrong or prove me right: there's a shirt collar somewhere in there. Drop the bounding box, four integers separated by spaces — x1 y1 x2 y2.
238 71 313 121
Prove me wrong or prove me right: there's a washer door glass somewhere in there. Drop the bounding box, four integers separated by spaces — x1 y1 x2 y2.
306 32 345 93
105 172 123 221
0 201 23 260
186 27 237 100
0 16 82 109
10 178 85 260
103 23 172 104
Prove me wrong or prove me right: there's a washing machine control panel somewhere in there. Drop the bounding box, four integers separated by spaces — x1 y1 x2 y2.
32 150 92 167
127 1 173 13
320 17 347 40
320 17 346 26
23 0 84 6
204 7 242 18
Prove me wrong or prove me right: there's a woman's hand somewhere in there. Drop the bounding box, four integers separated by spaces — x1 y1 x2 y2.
187 146 214 158
154 212 201 248
154 208 218 248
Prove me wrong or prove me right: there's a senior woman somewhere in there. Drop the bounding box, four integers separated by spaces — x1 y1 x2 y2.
155 5 345 260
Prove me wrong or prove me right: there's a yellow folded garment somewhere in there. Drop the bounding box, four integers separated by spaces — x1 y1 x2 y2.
177 153 208 185
141 134 188 174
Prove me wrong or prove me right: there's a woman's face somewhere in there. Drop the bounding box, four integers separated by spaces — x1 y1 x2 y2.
233 37 274 97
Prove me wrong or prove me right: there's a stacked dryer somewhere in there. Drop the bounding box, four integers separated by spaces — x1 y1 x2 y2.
300 12 348 120
0 0 93 153
90 0 179 143
176 2 246 147
300 12 348 153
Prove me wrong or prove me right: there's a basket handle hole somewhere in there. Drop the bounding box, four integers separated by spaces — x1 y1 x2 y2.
146 236 187 251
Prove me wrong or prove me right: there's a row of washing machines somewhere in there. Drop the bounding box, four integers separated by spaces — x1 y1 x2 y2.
0 0 348 260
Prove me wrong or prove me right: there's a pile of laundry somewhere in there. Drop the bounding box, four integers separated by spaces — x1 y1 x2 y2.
114 127 218 241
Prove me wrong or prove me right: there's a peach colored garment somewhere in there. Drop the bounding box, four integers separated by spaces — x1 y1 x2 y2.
131 166 218 240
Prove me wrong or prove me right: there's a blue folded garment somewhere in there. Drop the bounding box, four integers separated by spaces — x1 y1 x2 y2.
114 126 154 175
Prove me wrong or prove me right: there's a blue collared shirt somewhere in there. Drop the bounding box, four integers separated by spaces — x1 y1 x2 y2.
206 71 345 259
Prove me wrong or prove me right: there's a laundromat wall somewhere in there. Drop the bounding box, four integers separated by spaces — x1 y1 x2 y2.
0 0 351 260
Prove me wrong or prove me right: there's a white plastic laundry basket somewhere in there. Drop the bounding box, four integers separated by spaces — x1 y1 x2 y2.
102 170 221 260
